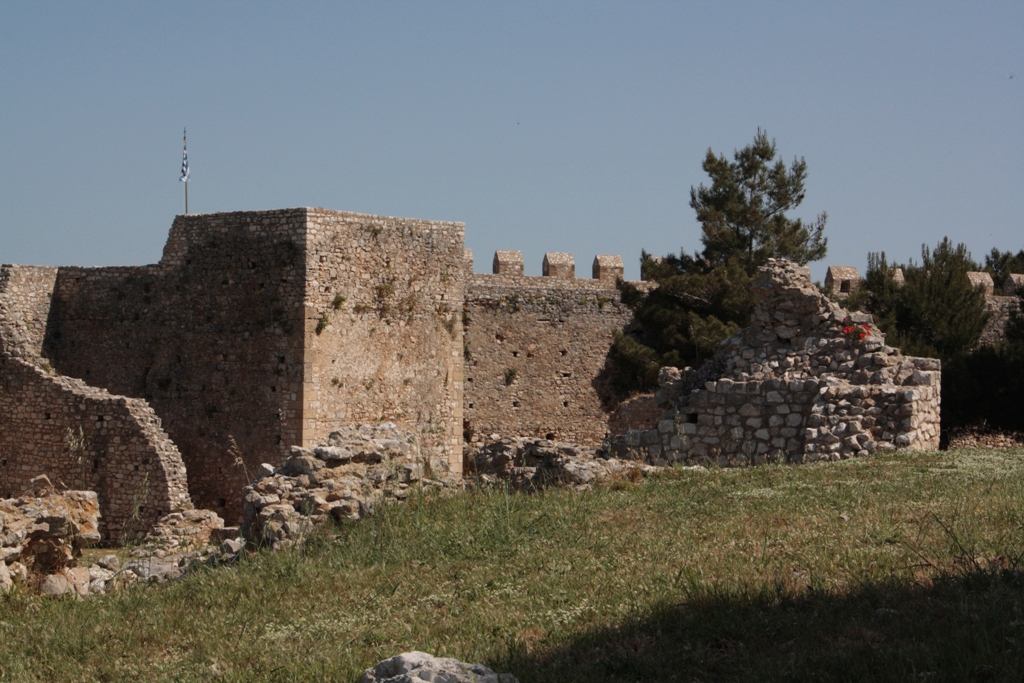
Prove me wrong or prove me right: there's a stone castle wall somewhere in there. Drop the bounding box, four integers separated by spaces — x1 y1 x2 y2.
301 210 466 474
0 209 466 525
0 265 59 362
610 260 941 465
463 271 633 446
0 354 191 540
41 210 309 521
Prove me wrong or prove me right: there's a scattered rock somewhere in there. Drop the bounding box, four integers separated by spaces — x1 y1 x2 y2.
39 573 71 598
468 436 657 491
360 652 519 683
1 480 101 595
241 424 458 548
0 560 11 594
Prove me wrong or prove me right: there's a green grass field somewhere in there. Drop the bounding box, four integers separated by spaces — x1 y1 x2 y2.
3 447 1024 682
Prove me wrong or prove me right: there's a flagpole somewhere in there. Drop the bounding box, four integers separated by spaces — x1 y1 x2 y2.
180 127 190 214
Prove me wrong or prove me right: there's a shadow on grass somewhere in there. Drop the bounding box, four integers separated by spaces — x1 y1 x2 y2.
498 568 1024 682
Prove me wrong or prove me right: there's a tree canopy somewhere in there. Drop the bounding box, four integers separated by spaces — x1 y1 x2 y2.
850 238 989 360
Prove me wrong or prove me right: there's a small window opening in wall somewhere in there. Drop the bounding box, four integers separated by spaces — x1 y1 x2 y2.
468 403 474 409
278 356 286 364
44 413 50 420
85 370 90 377
1 460 6 468
96 415 104 422
221 279 229 286
270 385 276 393
559 349 568 356
686 413 698 423
495 333 505 342
93 459 100 470
276 435 283 445
512 401 521 408
133 465 139 471
563 401 569 407
249 261 256 270
561 372 572 378
546 432 556 440
512 351 519 357
526 352 534 358
176 355 182 363
185 259 191 266
218 498 227 508
467 377 473 382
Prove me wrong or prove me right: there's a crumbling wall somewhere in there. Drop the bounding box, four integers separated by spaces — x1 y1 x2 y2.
0 354 191 540
301 210 466 474
463 269 633 446
610 259 941 465
42 210 308 521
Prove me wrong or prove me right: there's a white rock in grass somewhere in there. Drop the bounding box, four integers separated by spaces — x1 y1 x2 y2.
360 651 519 683
0 561 11 594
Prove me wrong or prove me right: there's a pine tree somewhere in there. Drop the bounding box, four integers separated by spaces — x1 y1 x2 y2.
603 131 828 399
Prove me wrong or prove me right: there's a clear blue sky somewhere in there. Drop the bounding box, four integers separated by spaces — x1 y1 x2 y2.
1 2 1021 282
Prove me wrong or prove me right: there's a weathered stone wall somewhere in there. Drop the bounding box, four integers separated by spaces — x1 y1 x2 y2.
41 210 308 522
0 265 58 362
302 211 466 474
979 295 1021 347
610 259 941 465
0 354 191 540
27 208 465 520
463 272 632 446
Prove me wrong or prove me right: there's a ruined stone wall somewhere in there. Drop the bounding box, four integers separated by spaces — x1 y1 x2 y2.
0 265 58 362
979 295 1021 347
463 273 632 446
0 354 191 540
301 211 466 474
42 210 308 521
610 260 941 466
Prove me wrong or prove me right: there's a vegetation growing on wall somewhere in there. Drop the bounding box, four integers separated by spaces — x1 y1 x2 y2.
607 130 829 398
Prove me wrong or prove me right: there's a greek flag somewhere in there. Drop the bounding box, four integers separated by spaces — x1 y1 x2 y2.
179 129 190 182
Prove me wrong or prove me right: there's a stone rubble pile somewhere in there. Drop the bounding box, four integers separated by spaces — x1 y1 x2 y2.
609 259 942 466
467 436 658 490
946 427 1024 450
0 475 101 595
360 651 519 683
241 423 458 549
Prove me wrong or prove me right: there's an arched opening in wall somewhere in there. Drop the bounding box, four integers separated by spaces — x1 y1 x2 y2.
840 280 851 294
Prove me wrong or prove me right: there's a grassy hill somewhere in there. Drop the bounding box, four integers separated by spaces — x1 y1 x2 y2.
3 447 1024 682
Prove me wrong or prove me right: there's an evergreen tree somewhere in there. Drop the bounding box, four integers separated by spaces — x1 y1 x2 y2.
859 238 987 359
984 247 1024 291
603 131 828 399
691 128 827 269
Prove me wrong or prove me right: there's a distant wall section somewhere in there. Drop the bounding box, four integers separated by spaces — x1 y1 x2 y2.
463 256 635 446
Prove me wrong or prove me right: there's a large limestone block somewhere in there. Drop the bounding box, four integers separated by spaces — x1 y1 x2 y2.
360 652 519 683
